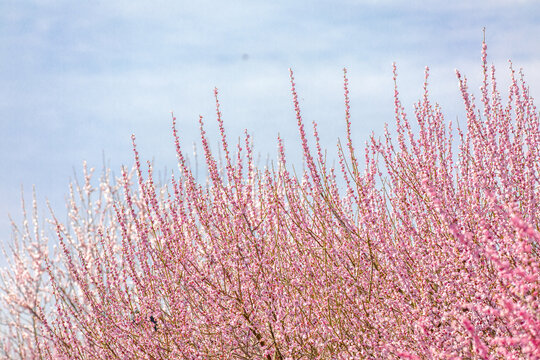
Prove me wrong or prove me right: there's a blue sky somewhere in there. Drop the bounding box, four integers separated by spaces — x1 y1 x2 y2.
1 0 539 254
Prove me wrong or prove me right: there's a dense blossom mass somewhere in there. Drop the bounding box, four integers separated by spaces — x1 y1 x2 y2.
1 42 539 359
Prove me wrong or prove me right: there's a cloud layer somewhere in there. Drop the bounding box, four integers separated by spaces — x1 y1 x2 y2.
1 0 539 256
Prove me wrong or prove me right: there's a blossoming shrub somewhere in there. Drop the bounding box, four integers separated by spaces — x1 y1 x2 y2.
1 42 539 359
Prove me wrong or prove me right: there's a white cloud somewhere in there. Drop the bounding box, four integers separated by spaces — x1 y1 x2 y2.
1 0 539 250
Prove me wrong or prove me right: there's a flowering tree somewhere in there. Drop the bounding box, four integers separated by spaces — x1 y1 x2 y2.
1 41 539 359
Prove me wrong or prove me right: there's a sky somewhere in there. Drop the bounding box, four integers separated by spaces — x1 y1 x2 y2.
1 0 540 259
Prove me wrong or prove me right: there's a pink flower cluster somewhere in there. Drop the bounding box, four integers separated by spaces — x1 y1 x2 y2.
1 41 539 359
